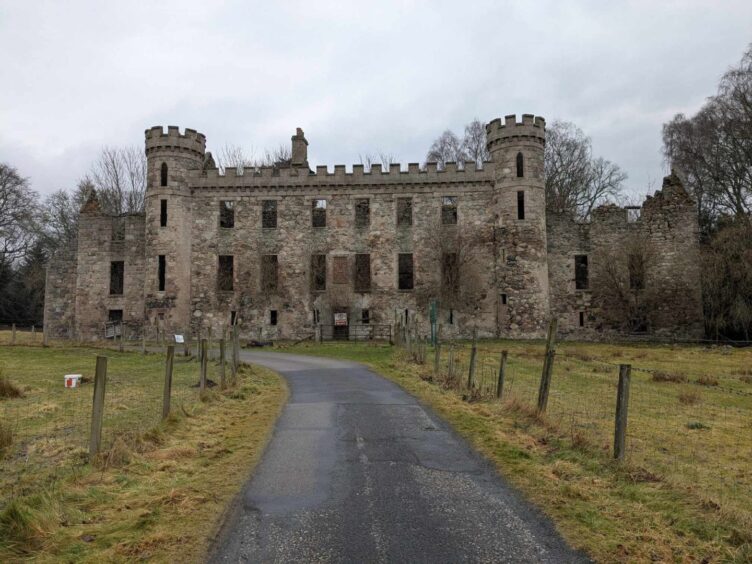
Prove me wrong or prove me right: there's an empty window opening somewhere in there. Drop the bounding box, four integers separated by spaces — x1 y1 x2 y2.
158 255 166 292
220 201 235 228
333 256 349 285
312 199 327 227
579 311 585 327
628 254 645 290
355 199 370 228
517 191 525 220
626 206 641 223
108 309 123 322
575 255 589 290
516 152 524 178
111 217 125 242
397 197 413 226
398 253 414 290
361 308 370 325
404 309 409 324
262 200 277 228
261 254 278 293
500 293 508 305
441 196 458 225
160 199 167 227
110 261 124 295
160 162 168 187
230 310 237 325
270 310 278 326
311 254 326 291
442 252 459 295
448 309 454 324
313 308 320 324
354 254 371 292
218 255 234 291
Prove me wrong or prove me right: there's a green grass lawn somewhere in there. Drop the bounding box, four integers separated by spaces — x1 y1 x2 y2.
280 339 752 563
0 342 287 562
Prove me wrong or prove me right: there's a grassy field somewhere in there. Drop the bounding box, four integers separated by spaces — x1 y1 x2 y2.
0 342 287 562
282 339 752 563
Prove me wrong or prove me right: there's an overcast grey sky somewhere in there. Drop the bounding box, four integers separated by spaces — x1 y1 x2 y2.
1 1 751 199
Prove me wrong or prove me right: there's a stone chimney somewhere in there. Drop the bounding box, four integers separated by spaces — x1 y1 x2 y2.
291 128 308 167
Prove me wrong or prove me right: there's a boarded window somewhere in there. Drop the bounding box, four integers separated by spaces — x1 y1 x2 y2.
442 253 459 294
220 201 235 228
354 253 371 292
261 254 278 293
312 199 327 227
629 254 645 290
160 199 167 227
270 310 278 326
158 255 166 292
398 253 414 290
516 152 524 178
262 200 277 228
311 254 326 291
517 191 525 220
110 261 124 295
397 197 412 226
441 196 458 225
333 256 348 285
218 255 234 291
574 255 589 290
361 308 370 324
160 162 168 186
355 199 370 228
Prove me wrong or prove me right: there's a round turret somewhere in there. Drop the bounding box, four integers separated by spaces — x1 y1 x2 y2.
144 126 206 190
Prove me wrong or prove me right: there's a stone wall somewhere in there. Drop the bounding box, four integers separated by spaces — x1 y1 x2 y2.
44 248 78 338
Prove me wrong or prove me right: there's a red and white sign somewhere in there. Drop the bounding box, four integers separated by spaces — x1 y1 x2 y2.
65 374 82 388
334 313 348 326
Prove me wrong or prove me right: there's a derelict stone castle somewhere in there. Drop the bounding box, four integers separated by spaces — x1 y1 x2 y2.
44 114 704 341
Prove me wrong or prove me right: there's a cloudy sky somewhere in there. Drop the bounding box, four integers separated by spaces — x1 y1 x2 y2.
1 1 751 199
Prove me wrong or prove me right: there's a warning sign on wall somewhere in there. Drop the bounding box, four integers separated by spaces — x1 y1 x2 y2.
334 313 348 326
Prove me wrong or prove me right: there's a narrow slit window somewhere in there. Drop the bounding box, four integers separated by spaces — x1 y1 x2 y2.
313 309 320 324
160 199 167 227
311 254 326 291
261 254 278 293
160 162 168 187
579 311 585 327
110 261 124 295
262 200 277 228
441 196 458 225
574 255 589 290
517 191 525 220
398 253 414 290
354 253 371 292
448 309 454 324
220 201 235 228
355 199 370 228
158 255 166 292
516 152 524 178
397 197 413 226
312 199 327 227
218 255 234 291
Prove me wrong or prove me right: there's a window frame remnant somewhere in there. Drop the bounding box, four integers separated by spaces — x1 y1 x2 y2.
108 309 123 322
398 253 414 290
311 254 327 291
109 261 124 295
355 198 370 228
312 198 327 228
220 200 235 228
441 196 458 225
354 253 371 292
218 255 234 292
262 200 277 229
397 197 413 227
574 255 589 290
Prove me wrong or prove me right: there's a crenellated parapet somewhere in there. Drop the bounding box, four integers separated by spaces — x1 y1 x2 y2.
145 125 206 158
485 114 546 151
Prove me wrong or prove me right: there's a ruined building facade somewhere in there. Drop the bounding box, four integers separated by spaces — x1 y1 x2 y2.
44 114 704 341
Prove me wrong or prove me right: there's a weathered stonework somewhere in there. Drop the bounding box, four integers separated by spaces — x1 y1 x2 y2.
44 114 704 341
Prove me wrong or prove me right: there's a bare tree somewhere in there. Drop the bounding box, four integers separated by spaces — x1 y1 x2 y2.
39 180 89 251
0 163 39 267
425 130 465 170
88 146 146 215
358 152 398 172
461 119 490 167
217 143 293 174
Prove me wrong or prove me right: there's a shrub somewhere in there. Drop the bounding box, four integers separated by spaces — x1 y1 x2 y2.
678 390 701 405
696 375 719 387
652 371 687 383
686 421 710 430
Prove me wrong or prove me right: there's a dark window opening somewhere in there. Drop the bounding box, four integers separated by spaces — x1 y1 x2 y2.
313 309 320 324
398 253 414 290
397 197 413 226
354 253 371 292
230 311 237 325
218 255 234 291
629 254 645 290
158 255 166 292
516 152 524 178
261 254 278 293
220 201 235 228
441 196 458 225
160 199 167 227
262 200 277 228
160 162 168 187
270 310 278 326
108 309 123 322
517 190 525 220
501 293 508 305
311 254 326 291
333 256 348 285
404 309 409 324
579 311 585 327
312 199 327 227
449 309 454 324
355 199 370 228
361 309 370 324
442 252 459 295
110 261 124 295
574 255 589 290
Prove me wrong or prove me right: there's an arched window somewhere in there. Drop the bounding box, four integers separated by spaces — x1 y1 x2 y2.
160 162 168 187
516 152 524 178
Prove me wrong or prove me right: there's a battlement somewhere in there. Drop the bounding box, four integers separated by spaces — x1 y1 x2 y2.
145 125 206 156
486 114 546 146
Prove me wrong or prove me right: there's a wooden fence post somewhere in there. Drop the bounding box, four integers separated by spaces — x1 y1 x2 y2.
89 355 108 457
536 318 559 414
31 325 36 341
447 345 455 382
219 338 226 389
162 345 174 419
433 326 442 375
12 323 16 345
118 324 124 352
497 350 508 400
614 364 631 461
232 325 239 376
200 338 208 391
467 328 478 389
141 329 146 355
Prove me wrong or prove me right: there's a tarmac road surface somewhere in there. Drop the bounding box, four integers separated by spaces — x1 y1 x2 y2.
209 350 588 563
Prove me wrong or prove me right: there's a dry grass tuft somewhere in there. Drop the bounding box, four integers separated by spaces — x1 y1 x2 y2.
741 375 752 385
652 371 688 383
696 375 719 387
0 375 24 399
0 421 13 452
678 390 701 405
